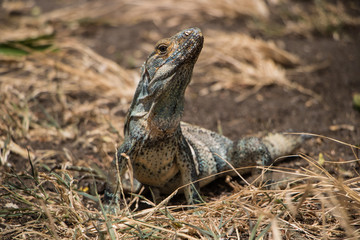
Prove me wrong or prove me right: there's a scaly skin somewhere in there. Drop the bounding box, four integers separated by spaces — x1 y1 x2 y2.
104 27 307 211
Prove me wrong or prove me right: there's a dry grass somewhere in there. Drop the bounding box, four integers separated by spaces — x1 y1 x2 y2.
251 0 360 37
1 141 360 239
35 0 269 26
0 36 136 170
284 1 360 37
1 0 360 239
196 30 323 102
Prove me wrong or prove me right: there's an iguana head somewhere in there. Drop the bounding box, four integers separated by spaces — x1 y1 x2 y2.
144 27 203 86
138 27 204 101
127 28 204 137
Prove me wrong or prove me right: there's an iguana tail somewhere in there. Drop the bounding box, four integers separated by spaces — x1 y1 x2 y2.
262 133 311 161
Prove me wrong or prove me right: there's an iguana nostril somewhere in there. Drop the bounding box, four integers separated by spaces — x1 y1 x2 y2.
184 30 191 36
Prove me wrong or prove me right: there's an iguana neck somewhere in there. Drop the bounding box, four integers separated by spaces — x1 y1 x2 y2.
147 64 194 134
125 28 203 139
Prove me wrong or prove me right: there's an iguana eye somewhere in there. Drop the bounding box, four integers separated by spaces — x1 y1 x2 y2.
157 44 168 54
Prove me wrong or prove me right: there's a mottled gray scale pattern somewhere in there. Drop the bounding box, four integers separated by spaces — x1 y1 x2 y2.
131 136 180 188
103 27 308 213
181 122 233 160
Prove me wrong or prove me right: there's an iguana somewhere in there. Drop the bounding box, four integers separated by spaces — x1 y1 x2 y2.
104 27 307 211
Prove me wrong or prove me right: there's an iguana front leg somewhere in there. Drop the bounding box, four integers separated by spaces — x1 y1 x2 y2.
103 142 131 214
177 136 203 206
